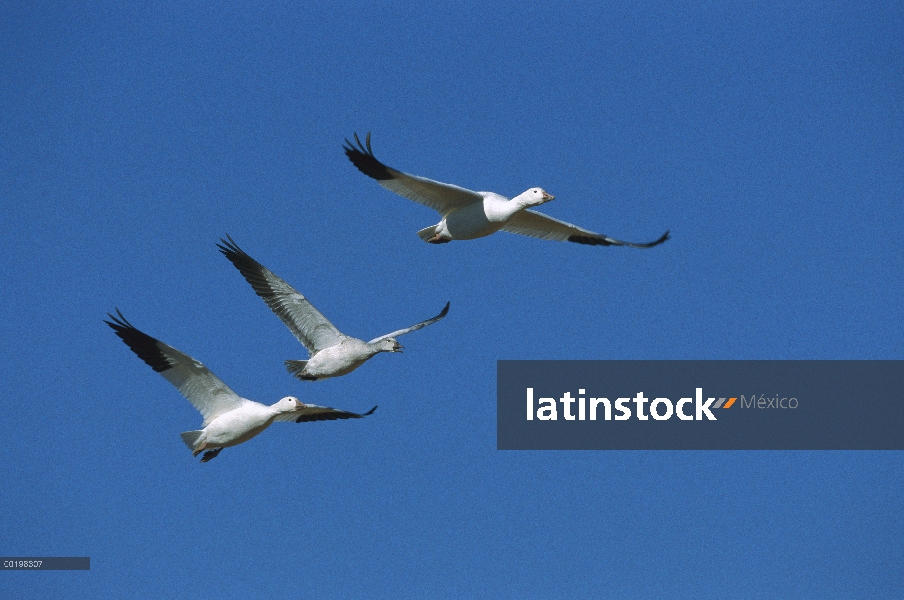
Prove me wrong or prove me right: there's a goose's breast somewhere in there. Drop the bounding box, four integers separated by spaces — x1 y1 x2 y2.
307 340 373 376
204 407 273 446
445 201 506 239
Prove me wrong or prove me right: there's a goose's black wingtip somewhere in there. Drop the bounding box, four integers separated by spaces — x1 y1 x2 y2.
344 132 393 181
103 307 132 331
653 230 670 246
216 233 244 257
294 405 377 423
567 234 612 246
105 310 174 373
567 229 671 248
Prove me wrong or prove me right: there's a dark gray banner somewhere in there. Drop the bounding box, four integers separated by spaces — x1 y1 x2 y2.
1 557 90 570
497 361 904 450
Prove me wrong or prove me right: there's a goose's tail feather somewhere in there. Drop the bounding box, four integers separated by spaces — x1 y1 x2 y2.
285 360 315 380
417 225 438 242
180 430 203 451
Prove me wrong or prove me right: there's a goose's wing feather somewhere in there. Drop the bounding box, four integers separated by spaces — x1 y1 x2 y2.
367 302 450 344
344 133 483 216
274 404 378 423
218 236 346 354
105 310 246 427
502 209 670 248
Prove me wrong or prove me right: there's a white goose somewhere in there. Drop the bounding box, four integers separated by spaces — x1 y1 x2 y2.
106 310 376 462
217 236 449 382
344 133 670 247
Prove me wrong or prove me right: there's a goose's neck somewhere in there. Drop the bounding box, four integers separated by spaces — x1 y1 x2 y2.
365 342 386 355
501 193 535 217
514 191 545 210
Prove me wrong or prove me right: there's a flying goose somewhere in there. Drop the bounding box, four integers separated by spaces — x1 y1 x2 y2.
217 236 450 381
344 133 670 247
105 310 376 462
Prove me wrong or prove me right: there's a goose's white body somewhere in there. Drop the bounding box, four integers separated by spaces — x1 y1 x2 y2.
106 310 376 462
303 338 381 380
425 192 536 242
194 401 287 449
344 133 670 248
218 237 449 381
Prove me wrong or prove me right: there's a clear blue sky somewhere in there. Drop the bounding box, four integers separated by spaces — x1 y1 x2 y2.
2 1 902 597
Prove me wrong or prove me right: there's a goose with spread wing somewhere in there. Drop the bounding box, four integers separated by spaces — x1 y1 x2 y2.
217 236 450 382
344 132 670 247
105 310 376 462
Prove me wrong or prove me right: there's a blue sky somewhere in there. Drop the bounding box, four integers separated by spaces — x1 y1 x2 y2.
2 1 902 597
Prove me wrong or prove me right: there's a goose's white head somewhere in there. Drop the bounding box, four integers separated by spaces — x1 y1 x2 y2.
376 338 403 353
518 187 555 207
276 396 305 412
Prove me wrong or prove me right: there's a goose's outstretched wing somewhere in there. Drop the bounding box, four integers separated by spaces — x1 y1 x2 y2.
105 310 246 427
273 404 378 423
344 132 483 216
367 302 450 344
218 236 346 355
502 209 670 248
